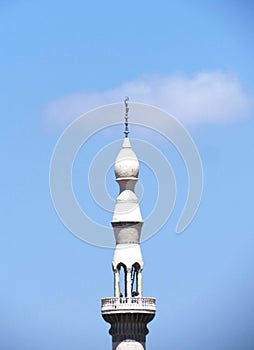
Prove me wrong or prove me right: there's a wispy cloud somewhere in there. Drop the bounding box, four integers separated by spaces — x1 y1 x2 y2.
44 71 252 128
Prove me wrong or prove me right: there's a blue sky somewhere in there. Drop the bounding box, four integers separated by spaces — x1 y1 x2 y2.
1 1 254 349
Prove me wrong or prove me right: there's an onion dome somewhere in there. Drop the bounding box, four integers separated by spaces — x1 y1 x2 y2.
114 138 139 179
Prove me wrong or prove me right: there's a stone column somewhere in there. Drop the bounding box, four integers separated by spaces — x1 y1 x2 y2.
126 268 132 298
137 272 142 297
114 269 120 297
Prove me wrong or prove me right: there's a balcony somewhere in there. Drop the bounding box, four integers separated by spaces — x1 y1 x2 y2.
101 297 156 314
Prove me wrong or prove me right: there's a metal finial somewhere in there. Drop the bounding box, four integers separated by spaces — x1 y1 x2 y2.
124 96 129 137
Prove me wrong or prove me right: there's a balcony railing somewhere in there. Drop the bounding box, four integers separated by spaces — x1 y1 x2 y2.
101 297 156 313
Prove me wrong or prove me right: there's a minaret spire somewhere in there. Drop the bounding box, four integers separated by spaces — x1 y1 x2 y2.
124 96 129 138
101 101 156 350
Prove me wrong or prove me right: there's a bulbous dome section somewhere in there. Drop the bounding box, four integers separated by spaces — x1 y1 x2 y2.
114 138 139 179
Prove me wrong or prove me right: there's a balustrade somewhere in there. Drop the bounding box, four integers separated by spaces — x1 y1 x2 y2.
101 297 156 313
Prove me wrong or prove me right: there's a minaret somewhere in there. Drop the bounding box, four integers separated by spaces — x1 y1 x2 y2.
101 98 156 350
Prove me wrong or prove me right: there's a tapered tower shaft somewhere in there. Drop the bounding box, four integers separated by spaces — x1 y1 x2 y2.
101 102 156 350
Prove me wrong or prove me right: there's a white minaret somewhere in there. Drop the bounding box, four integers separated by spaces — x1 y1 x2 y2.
101 98 156 350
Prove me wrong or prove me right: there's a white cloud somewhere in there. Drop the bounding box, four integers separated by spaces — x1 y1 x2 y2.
43 71 252 128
